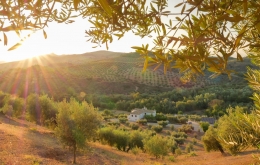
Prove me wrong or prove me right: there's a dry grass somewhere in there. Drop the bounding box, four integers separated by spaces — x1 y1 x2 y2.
1 114 260 165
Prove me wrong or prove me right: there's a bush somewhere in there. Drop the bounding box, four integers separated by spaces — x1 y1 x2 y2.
137 119 147 125
178 124 194 133
167 115 179 124
185 143 194 153
157 120 168 128
152 125 163 133
192 138 197 145
199 121 210 132
175 148 182 155
170 125 175 131
119 117 127 124
168 156 175 162
155 113 167 121
143 135 172 159
189 152 197 157
131 146 142 155
172 131 188 139
130 123 139 130
144 114 156 122
178 116 188 124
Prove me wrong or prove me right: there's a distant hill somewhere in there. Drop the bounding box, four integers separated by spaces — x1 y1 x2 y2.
0 52 254 99
0 51 126 71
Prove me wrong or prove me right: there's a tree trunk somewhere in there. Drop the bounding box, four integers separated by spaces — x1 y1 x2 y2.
218 144 225 154
73 144 77 164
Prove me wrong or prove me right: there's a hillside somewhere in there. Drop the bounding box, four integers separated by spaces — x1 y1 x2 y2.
0 114 259 165
0 51 252 99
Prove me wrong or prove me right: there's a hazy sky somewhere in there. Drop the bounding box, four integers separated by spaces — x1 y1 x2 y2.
0 1 182 62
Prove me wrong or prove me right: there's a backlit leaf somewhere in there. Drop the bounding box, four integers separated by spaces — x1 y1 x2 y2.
97 0 113 16
175 2 183 8
243 0 247 15
8 43 21 51
237 52 243 62
3 33 7 46
73 0 81 10
43 30 47 39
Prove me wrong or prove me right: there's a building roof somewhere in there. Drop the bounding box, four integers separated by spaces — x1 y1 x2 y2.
130 107 156 115
201 117 216 124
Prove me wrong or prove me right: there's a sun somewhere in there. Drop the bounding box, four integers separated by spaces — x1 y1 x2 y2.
1 30 55 62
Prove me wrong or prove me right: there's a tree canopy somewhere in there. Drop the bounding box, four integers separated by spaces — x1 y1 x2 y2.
1 0 260 81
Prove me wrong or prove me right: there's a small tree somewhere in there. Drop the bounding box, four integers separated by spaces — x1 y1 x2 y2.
202 126 224 154
199 121 210 132
143 135 172 159
55 98 101 164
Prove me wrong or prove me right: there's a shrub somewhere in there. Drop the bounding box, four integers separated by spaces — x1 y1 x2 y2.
119 117 127 124
175 148 182 155
168 156 175 162
130 123 139 130
155 113 167 121
167 115 179 124
189 152 197 157
152 125 163 133
131 146 142 155
178 124 194 133
157 120 168 128
137 119 147 125
178 116 188 124
172 131 188 139
192 138 197 145
171 140 178 154
185 143 194 153
143 135 172 159
199 121 210 132
170 125 175 131
144 114 156 122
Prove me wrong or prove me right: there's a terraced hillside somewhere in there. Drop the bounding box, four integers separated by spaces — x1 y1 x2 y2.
0 52 251 99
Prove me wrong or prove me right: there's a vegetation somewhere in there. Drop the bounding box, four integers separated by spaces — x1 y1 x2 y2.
143 135 173 159
55 98 101 164
199 121 210 132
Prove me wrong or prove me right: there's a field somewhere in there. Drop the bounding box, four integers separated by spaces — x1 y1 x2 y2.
1 114 259 165
0 52 249 99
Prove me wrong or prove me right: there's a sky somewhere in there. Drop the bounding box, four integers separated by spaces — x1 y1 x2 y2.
0 1 183 62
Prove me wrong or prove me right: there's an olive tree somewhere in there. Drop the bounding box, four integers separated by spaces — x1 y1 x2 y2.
55 98 101 164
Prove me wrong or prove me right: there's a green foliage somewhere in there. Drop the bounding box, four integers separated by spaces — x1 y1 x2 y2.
144 114 156 122
168 156 175 162
152 125 163 133
130 123 139 130
178 124 194 133
55 98 101 163
202 126 224 154
155 113 167 121
137 119 147 125
199 121 210 132
143 135 172 159
119 117 127 124
157 120 168 128
175 148 182 156
185 143 194 153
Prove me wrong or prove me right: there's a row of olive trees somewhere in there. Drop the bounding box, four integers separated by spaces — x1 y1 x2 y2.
93 86 253 115
98 126 179 159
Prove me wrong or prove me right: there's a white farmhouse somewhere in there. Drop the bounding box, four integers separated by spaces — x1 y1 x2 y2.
127 107 156 122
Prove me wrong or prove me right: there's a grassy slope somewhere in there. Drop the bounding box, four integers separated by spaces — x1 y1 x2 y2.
0 114 259 165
